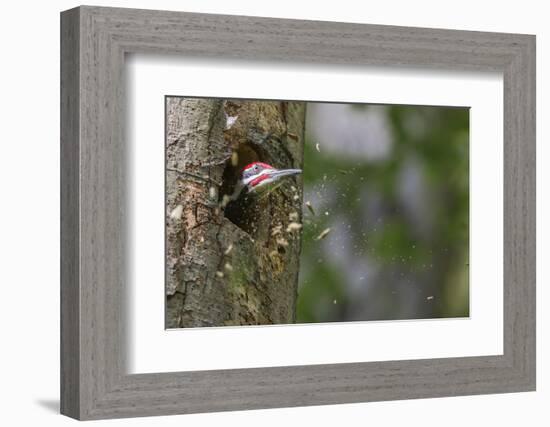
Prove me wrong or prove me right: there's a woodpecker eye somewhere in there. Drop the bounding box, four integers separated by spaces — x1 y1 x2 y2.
254 165 259 171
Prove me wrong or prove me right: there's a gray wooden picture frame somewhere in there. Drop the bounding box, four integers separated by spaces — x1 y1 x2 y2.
60 5 536 420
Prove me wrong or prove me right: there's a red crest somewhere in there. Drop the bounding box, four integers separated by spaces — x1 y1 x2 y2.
243 162 274 172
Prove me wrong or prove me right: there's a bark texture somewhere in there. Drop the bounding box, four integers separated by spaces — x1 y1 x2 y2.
166 98 305 328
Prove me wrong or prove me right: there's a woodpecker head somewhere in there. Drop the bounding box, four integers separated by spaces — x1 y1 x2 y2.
241 162 302 193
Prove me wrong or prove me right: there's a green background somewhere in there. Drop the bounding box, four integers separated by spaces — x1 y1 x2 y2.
297 103 469 323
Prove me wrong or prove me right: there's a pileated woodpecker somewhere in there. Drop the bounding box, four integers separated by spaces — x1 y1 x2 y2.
223 162 301 230
240 162 302 195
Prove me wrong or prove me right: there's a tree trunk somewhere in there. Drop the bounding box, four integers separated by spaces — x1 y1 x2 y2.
166 97 306 328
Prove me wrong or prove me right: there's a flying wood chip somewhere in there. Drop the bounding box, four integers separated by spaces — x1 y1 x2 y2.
315 228 331 241
231 151 239 166
286 222 303 233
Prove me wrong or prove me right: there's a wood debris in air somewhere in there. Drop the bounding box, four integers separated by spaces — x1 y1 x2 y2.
286 222 303 233
276 237 289 247
231 151 239 166
315 228 331 241
220 194 231 208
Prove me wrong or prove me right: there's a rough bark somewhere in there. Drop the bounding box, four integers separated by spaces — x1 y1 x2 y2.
166 97 305 328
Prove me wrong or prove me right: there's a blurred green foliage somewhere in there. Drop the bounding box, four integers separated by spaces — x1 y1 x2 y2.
297 104 469 323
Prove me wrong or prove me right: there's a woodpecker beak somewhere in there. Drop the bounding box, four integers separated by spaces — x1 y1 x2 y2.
245 167 302 193
267 168 302 180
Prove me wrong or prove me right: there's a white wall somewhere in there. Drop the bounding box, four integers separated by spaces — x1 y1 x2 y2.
0 0 546 425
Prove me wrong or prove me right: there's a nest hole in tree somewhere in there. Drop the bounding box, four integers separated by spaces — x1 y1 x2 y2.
221 143 265 236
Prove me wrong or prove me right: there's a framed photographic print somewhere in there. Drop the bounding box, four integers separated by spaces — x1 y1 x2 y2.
61 5 535 420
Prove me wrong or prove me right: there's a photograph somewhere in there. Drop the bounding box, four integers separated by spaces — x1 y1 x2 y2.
165 97 470 329
52 4 536 421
